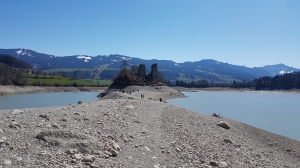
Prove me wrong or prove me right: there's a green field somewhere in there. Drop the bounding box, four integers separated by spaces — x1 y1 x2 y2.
27 77 112 87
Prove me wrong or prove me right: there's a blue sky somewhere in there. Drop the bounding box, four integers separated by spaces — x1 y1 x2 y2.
1 0 299 68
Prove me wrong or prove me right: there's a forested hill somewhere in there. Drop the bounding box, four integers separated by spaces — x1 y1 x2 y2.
0 54 32 69
255 72 300 90
1 48 299 83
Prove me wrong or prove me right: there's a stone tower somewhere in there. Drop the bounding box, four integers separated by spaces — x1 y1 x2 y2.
150 63 158 79
137 64 146 78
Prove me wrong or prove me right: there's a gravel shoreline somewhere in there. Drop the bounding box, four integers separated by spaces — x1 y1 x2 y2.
0 86 299 167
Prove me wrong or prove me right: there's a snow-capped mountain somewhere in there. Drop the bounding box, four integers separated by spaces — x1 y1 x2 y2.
258 64 300 76
1 48 298 82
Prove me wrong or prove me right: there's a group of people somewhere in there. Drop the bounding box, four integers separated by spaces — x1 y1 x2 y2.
141 94 145 98
212 113 221 118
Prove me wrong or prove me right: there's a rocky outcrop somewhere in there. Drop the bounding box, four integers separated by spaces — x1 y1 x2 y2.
110 63 164 87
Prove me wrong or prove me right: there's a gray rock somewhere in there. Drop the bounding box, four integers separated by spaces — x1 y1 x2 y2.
219 161 228 167
74 154 82 160
39 114 50 121
113 142 120 150
108 148 118 156
210 160 218 166
16 157 22 161
12 109 22 115
74 112 82 116
82 155 95 162
217 121 230 129
61 118 68 122
3 159 11 166
66 149 78 155
51 122 59 129
224 138 233 144
90 164 100 168
0 129 3 133
144 146 151 151
9 121 22 129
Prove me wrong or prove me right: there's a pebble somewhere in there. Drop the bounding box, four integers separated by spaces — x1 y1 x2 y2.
90 164 100 168
16 156 22 161
144 146 151 151
219 161 228 167
66 149 78 155
210 160 219 166
9 121 22 129
61 118 68 122
74 154 82 160
224 138 233 144
11 109 22 115
3 159 12 166
51 122 59 129
74 112 82 116
153 164 160 168
217 121 230 129
108 148 118 156
0 129 3 133
113 142 120 150
39 114 50 121
82 155 95 162
0 137 5 144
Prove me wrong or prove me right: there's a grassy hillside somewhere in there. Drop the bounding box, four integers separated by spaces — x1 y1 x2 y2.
27 74 112 87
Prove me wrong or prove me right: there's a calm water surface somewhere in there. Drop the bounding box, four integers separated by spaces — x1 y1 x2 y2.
167 91 300 141
0 92 100 110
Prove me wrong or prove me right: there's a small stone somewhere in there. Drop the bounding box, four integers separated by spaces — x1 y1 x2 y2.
9 121 22 129
4 159 12 166
16 157 22 161
108 149 118 156
144 146 151 152
217 121 230 129
210 160 219 166
219 161 228 168
203 165 212 168
93 151 103 155
0 129 4 133
224 138 233 144
61 118 68 122
66 149 78 155
74 154 82 160
40 150 48 155
74 112 82 116
12 109 22 115
90 164 100 168
104 151 112 156
113 142 120 150
39 114 50 121
82 155 95 162
153 164 160 168
51 122 59 129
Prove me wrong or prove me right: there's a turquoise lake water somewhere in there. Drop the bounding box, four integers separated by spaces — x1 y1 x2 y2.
0 91 299 141
0 92 100 110
167 91 300 141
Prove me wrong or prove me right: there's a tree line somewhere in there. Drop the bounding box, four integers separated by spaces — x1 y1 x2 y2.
173 72 300 90
0 64 29 85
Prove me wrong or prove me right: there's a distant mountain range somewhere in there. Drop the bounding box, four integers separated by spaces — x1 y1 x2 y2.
0 48 299 83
